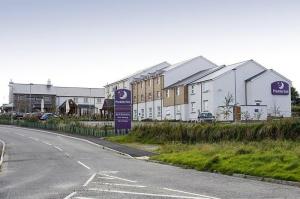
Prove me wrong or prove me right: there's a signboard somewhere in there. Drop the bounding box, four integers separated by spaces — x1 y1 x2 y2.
114 89 132 133
271 81 289 95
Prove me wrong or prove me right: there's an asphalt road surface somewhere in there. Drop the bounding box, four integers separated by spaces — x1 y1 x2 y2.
0 125 299 199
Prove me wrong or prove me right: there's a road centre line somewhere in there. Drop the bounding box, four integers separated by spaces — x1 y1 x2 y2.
10 127 133 158
64 191 77 199
87 188 216 199
83 173 96 186
97 177 115 180
98 182 146 188
101 173 137 183
163 188 220 199
54 146 63 151
77 161 91 170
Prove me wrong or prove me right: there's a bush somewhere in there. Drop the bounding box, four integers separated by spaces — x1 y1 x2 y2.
129 119 300 143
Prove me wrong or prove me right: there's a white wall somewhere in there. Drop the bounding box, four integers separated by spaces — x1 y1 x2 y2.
247 70 291 117
240 105 268 120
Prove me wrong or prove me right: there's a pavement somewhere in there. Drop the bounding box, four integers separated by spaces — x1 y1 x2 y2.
0 125 300 199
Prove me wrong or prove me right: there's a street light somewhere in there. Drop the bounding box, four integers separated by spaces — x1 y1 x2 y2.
29 83 33 113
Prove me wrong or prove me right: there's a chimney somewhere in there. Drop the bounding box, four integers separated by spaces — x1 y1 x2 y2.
47 79 52 88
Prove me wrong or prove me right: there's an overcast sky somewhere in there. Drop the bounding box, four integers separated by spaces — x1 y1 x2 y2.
1 0 300 105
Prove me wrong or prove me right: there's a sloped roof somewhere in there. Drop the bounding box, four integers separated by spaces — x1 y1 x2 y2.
245 70 268 82
106 61 171 86
11 83 105 97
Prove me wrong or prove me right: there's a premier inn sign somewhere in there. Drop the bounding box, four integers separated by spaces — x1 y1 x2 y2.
271 81 289 95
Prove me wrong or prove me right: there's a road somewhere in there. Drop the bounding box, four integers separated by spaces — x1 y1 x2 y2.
0 125 299 199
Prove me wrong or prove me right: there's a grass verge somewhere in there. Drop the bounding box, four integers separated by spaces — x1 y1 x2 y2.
108 135 300 182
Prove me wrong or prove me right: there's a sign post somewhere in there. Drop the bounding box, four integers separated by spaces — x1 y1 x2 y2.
114 89 132 134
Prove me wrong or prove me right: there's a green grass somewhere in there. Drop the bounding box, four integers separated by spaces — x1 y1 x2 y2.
151 141 300 182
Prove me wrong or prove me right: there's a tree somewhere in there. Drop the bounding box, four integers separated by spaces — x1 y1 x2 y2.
220 92 234 120
291 87 299 105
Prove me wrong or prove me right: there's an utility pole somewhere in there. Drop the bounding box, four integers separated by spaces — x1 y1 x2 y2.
29 83 33 113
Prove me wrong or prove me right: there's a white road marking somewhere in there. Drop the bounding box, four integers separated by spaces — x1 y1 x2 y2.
42 141 52 146
87 188 215 199
64 191 77 199
164 188 220 199
83 173 96 186
98 182 146 188
11 127 133 158
54 146 63 151
99 170 119 174
97 177 115 180
0 139 6 167
77 161 91 170
64 153 70 157
100 173 137 183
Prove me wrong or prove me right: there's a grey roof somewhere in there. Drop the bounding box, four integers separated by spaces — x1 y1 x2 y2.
11 83 104 97
245 70 268 82
166 65 227 88
106 61 171 86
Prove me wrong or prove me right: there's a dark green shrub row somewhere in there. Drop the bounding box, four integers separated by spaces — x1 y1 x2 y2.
0 117 114 137
130 119 300 143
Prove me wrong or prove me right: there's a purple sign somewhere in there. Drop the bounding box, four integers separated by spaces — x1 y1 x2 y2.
114 89 131 131
271 81 289 95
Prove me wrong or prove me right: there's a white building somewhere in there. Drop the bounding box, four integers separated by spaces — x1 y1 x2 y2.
8 80 105 115
106 56 292 122
186 60 291 121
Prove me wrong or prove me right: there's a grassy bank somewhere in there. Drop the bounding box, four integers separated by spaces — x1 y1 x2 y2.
152 141 300 182
108 119 300 182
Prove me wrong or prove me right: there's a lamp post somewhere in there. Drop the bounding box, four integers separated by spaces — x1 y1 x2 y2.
89 88 91 121
29 83 33 113
10 84 14 124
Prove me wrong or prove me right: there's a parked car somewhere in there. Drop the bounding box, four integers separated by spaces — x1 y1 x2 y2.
40 113 58 121
13 112 24 119
198 111 216 123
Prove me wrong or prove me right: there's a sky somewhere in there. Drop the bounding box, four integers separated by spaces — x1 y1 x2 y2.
0 0 300 105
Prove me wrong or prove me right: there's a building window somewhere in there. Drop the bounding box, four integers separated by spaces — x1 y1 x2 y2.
203 83 209 93
203 100 208 111
157 91 161 98
74 97 78 103
149 107 152 118
133 96 137 102
191 102 196 113
157 106 161 117
176 87 180 96
84 97 88 103
148 92 152 100
148 79 152 87
97 98 101 103
191 85 195 94
134 110 137 119
157 77 160 85
176 105 181 114
140 82 143 89
141 109 145 119
141 94 144 102
166 89 170 98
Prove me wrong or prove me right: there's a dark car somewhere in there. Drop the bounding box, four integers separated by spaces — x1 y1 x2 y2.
198 111 215 123
40 113 58 121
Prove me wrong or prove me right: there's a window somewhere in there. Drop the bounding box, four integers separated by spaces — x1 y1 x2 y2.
157 106 161 117
203 100 208 111
141 94 144 102
157 77 160 85
191 85 195 94
84 97 88 103
176 87 180 96
148 79 152 87
141 109 145 119
134 110 137 119
97 98 102 103
176 105 181 114
149 107 152 118
191 102 196 113
166 89 170 98
133 96 137 102
203 83 209 93
148 92 152 100
156 91 161 98
74 97 78 103
140 82 143 89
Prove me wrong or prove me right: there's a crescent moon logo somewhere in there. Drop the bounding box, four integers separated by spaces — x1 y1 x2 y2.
119 90 128 100
278 81 284 90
